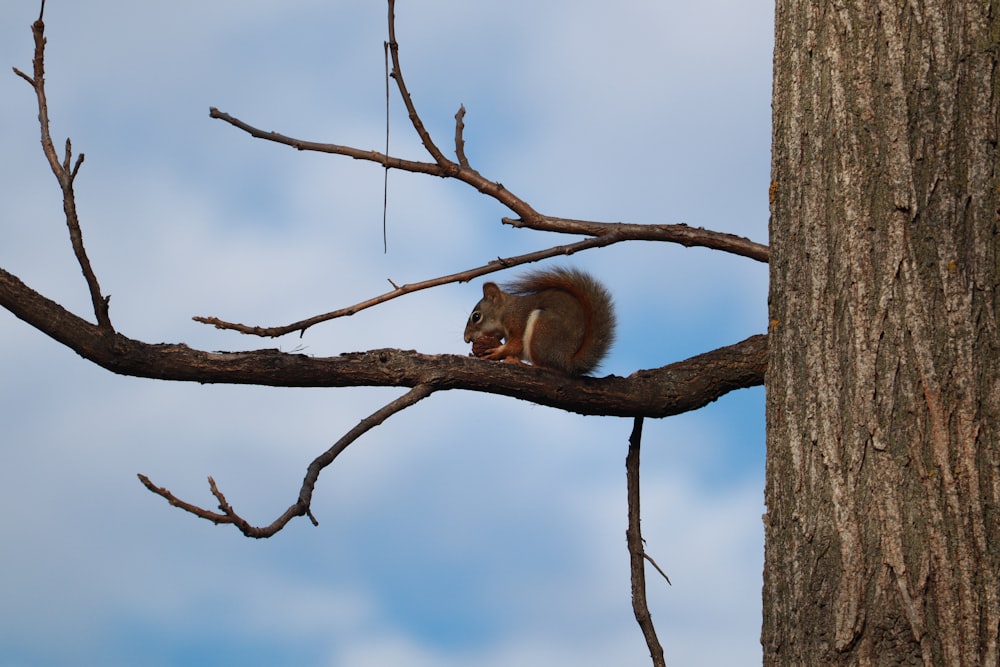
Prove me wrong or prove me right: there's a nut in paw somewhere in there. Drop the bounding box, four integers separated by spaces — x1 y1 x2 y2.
471 333 502 358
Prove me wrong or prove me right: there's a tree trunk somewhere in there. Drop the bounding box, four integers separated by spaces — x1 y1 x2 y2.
764 1 1000 665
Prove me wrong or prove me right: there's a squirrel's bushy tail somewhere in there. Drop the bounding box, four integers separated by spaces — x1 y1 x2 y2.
508 267 616 375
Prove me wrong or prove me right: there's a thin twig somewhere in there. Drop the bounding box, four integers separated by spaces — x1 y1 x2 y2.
15 10 112 332
454 104 470 168
209 107 444 175
139 384 436 538
137 474 232 524
383 39 391 253
626 416 667 667
194 233 622 337
386 0 449 167
209 103 769 264
644 552 672 586
193 209 766 337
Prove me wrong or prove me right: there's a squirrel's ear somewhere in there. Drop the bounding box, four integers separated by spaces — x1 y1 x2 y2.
482 282 501 298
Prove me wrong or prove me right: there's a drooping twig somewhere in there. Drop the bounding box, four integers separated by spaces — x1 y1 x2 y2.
626 416 667 667
13 9 112 332
193 211 765 336
139 383 436 538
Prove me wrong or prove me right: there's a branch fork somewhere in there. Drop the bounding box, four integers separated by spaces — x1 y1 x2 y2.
13 10 111 333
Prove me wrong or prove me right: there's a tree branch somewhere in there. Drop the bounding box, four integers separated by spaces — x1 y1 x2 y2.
454 104 470 168
385 0 449 167
0 266 765 417
627 417 667 667
207 1 769 273
13 12 112 332
194 234 624 337
207 104 768 265
193 214 766 337
209 107 446 177
139 384 436 537
506 216 770 263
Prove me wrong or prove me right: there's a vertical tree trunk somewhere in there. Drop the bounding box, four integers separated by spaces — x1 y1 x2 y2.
764 1 1000 665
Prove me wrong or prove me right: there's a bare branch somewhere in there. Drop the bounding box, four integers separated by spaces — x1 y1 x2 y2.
506 216 770 263
0 266 766 417
210 103 768 266
209 105 541 220
454 104 470 168
626 417 667 667
299 383 435 506
382 39 391 252
136 474 227 522
209 107 445 176
193 217 763 337
139 384 436 537
16 14 112 331
194 233 624 337
644 552 672 586
12 66 34 85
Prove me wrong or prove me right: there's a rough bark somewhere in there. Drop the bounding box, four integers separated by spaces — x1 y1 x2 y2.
765 0 1000 665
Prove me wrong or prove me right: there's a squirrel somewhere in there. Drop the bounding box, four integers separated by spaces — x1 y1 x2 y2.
463 267 616 375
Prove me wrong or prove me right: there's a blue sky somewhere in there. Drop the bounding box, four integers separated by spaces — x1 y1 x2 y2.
0 1 773 665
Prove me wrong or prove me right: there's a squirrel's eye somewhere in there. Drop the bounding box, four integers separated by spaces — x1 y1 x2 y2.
471 311 481 323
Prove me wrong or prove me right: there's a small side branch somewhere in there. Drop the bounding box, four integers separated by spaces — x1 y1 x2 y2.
505 217 769 263
209 107 445 177
13 10 112 332
382 39 391 253
194 233 622 337
194 214 765 337
626 416 667 667
139 383 436 538
386 0 448 167
454 104 470 168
